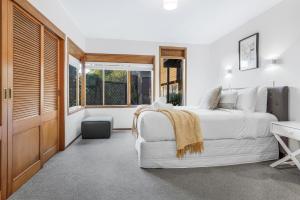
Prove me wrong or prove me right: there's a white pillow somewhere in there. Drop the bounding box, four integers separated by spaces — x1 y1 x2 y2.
236 87 258 112
199 86 222 110
255 86 268 112
153 101 173 109
218 91 238 109
157 97 167 104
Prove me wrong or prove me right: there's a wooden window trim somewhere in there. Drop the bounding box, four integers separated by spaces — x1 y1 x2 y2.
68 38 84 61
85 53 155 64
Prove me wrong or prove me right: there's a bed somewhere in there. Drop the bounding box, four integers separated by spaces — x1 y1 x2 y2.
135 87 289 168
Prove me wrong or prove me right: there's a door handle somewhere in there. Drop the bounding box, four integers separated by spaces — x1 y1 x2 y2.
4 88 7 99
8 88 12 99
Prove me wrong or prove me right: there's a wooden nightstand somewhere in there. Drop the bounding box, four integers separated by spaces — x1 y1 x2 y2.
270 121 300 170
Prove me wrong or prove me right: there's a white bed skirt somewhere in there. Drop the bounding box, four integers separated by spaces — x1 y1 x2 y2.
135 136 279 168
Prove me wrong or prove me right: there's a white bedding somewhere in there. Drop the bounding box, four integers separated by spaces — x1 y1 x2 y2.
136 136 278 168
137 106 277 142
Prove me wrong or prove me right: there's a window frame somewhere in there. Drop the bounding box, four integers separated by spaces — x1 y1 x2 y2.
67 54 84 114
84 63 154 108
159 46 187 106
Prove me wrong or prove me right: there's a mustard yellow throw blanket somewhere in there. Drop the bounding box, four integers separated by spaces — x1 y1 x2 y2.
133 106 204 158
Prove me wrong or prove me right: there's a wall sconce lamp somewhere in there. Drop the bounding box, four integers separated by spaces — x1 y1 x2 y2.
225 66 233 89
263 58 282 72
263 58 282 66
225 66 233 79
270 59 280 65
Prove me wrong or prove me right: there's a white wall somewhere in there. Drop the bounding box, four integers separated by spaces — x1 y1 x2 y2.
86 39 215 105
28 0 217 135
28 0 86 49
30 0 300 138
86 39 217 128
211 0 300 151
211 0 300 121
28 0 87 146
65 110 85 145
85 108 135 129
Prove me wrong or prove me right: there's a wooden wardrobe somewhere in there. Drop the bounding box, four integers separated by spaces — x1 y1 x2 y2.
1 0 65 199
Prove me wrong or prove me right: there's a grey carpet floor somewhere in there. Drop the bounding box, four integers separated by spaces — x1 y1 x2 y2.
9 131 300 200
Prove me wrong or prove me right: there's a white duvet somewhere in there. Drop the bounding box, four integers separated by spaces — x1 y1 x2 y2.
137 107 277 142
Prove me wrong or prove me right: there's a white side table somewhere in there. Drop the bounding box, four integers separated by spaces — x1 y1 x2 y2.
270 121 300 170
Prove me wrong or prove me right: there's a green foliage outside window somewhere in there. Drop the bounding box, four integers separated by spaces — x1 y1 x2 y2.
85 67 152 106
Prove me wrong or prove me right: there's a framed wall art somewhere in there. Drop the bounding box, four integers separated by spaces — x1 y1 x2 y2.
239 33 259 71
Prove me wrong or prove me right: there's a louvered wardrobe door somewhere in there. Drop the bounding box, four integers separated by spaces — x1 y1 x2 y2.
8 5 42 194
41 29 59 162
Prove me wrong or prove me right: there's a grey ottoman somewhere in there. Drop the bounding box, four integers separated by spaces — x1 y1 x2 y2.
81 116 113 139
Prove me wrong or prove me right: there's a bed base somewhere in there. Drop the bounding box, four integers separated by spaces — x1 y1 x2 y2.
136 136 278 168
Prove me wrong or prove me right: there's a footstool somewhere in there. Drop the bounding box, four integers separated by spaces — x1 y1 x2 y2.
81 116 113 139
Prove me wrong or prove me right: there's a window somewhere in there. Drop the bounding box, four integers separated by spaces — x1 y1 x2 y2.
131 71 151 105
85 62 153 106
160 59 184 106
69 65 77 107
86 69 103 105
68 55 82 111
105 70 127 105
159 47 187 106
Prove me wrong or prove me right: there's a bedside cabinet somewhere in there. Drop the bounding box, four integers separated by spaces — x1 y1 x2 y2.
270 121 300 170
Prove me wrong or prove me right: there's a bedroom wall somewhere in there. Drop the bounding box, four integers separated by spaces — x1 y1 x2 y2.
211 0 300 121
28 0 217 134
30 0 299 136
28 0 86 49
86 38 215 104
85 38 216 128
28 0 86 146
65 109 86 145
211 0 300 148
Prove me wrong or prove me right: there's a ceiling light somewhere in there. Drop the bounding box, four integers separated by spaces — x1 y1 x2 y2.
163 0 178 11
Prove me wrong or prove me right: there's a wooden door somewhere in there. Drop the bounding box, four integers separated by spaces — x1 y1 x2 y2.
41 29 59 163
0 0 8 199
7 4 42 194
7 3 60 195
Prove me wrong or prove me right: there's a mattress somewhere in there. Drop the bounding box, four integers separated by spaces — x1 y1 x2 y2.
137 107 277 142
136 136 279 168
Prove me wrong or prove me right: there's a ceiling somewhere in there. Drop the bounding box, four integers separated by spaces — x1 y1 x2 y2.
58 0 284 44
